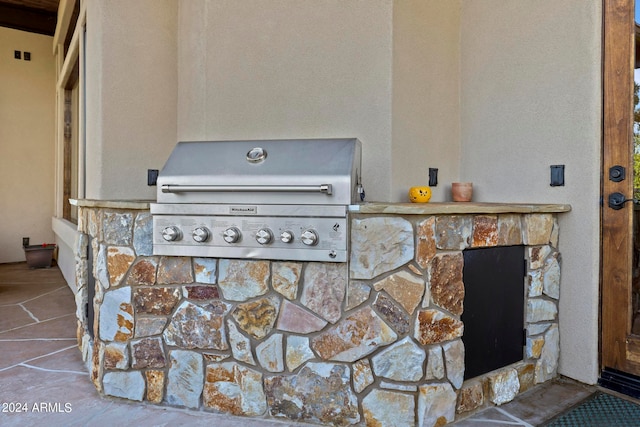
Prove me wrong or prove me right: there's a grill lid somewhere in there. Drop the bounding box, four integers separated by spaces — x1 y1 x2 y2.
156 138 363 205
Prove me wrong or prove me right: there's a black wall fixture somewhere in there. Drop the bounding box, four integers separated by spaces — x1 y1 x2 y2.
462 245 525 380
550 165 565 186
87 237 95 339
429 168 438 186
148 169 159 186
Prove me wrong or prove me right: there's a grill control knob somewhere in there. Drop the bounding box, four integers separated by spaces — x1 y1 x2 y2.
161 226 182 242
223 227 241 243
301 229 318 246
256 228 273 245
280 230 294 243
192 227 210 243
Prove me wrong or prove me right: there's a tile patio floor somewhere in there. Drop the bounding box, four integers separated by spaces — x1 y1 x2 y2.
0 262 630 426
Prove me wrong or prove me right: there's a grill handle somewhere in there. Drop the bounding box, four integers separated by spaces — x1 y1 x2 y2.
161 184 333 195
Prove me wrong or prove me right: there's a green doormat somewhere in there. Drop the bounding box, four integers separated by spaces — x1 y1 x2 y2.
545 392 640 426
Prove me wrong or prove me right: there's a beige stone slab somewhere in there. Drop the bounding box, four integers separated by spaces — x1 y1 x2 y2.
70 199 572 215
70 199 152 210
352 202 571 215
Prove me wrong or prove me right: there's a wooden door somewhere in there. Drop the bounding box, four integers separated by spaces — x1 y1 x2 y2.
601 0 640 385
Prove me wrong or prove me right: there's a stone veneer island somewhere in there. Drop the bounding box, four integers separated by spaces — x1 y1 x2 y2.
70 199 569 426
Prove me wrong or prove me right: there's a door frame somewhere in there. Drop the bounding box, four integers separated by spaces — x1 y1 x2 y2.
601 0 637 376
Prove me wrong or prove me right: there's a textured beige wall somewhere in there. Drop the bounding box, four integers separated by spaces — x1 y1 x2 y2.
177 0 393 202
0 27 55 263
392 0 461 202
459 1 602 384
84 0 178 200
87 0 456 203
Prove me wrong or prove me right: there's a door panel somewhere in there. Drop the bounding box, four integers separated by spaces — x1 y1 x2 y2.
601 0 639 377
462 246 525 380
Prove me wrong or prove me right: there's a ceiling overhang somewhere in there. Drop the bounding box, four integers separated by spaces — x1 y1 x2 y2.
0 1 58 36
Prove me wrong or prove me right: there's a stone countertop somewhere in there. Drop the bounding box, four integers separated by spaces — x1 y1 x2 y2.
69 199 571 215
69 199 152 210
350 202 571 215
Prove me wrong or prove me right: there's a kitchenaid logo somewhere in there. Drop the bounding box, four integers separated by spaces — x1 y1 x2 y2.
229 206 257 215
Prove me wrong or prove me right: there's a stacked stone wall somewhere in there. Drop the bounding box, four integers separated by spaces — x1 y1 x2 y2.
74 207 561 426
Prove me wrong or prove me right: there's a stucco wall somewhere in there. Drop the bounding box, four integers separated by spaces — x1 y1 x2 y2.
392 0 461 202
0 27 55 263
84 0 178 200
86 0 457 204
177 0 393 202
459 1 602 384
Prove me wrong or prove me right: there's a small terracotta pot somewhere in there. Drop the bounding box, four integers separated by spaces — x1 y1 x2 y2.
452 182 473 202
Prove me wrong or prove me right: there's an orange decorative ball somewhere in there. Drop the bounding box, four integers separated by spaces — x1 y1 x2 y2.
408 186 432 203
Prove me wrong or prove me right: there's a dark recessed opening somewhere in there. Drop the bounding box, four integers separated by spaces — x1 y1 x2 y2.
462 245 525 380
87 237 95 339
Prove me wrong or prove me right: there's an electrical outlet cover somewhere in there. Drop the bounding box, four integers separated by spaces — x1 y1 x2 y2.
550 165 565 186
428 168 438 186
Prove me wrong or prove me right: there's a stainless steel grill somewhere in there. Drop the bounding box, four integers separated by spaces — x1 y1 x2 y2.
151 138 363 262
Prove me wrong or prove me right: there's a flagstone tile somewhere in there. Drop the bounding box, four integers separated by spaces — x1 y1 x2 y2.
0 314 77 339
0 282 63 304
0 339 77 370
0 304 36 332
21 287 75 321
